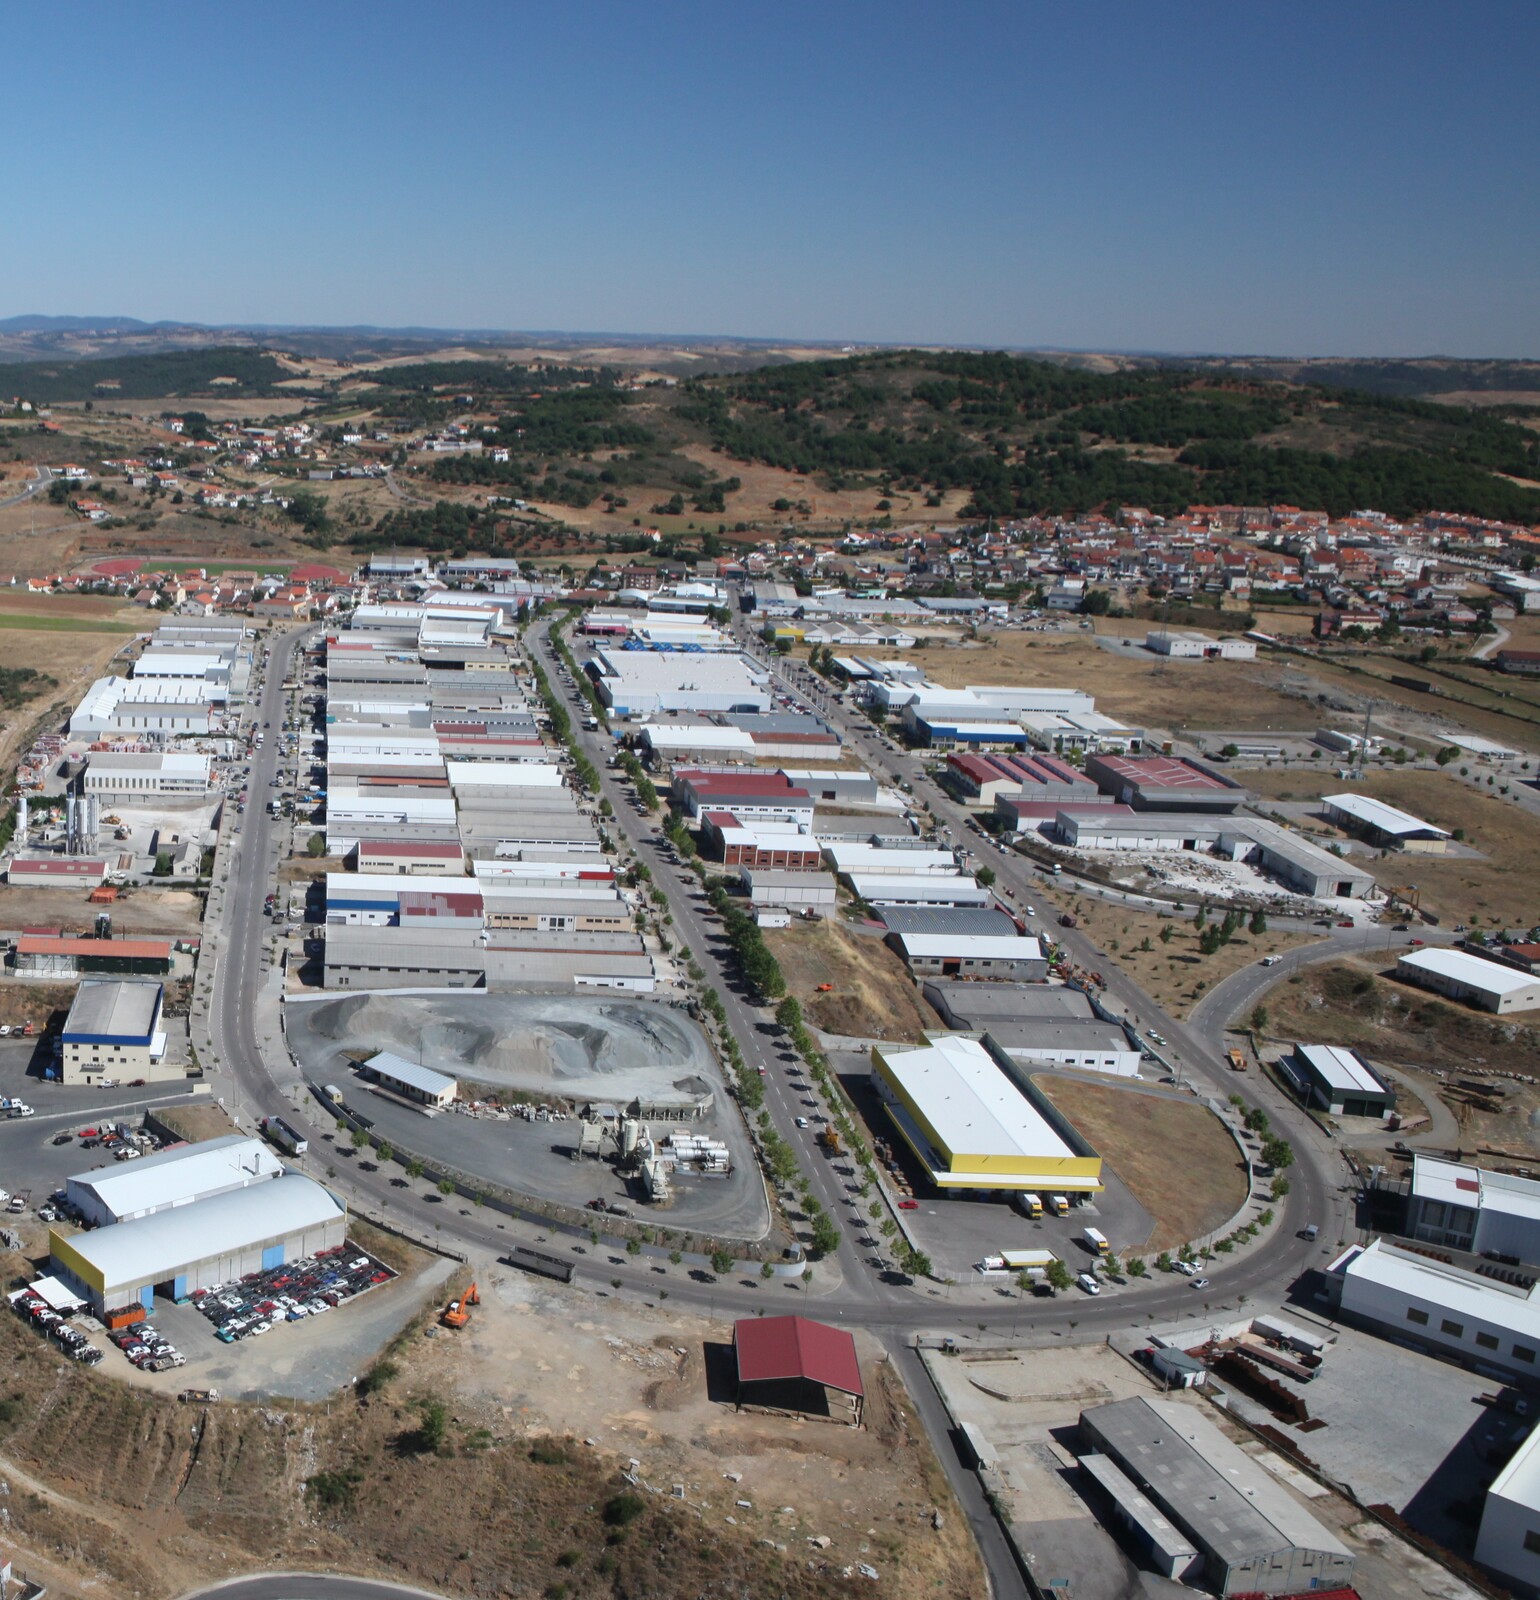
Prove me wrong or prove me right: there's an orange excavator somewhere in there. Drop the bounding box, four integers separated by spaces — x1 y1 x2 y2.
440 1282 481 1328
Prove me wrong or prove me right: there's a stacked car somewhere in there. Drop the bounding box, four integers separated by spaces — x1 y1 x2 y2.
192 1245 394 1344
107 1321 187 1371
10 1290 103 1364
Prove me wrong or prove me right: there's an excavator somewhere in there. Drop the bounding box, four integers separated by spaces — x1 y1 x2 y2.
440 1282 481 1328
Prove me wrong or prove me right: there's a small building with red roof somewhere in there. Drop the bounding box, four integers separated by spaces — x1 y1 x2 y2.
732 1314 864 1425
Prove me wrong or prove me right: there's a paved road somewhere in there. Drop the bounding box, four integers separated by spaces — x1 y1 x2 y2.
0 466 47 509
193 611 1410 1600
182 1576 448 1600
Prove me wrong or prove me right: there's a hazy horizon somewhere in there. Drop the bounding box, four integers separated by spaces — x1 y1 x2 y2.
5 1 1538 358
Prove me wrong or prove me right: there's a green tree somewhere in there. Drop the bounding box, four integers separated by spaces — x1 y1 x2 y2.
1248 909 1268 936
899 1246 932 1280
1159 923 1174 945
1249 1003 1270 1034
975 866 996 888
1045 1258 1074 1294
709 1247 735 1277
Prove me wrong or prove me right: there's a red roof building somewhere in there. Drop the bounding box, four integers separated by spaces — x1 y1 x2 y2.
732 1314 864 1425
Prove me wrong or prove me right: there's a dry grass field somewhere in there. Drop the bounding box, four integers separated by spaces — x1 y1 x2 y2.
1237 764 1539 926
1050 890 1318 1016
0 624 131 775
763 918 935 1042
1035 1075 1247 1251
861 632 1326 734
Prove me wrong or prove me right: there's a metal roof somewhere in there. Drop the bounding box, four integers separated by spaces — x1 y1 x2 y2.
1082 1396 1352 1566
1399 947 1539 996
16 935 171 959
1334 1237 1540 1345
1295 1044 1391 1097
67 1136 285 1221
892 934 1042 962
54 1174 344 1291
877 1035 1073 1162
733 1314 864 1397
63 980 163 1041
367 1051 458 1095
1322 792 1449 839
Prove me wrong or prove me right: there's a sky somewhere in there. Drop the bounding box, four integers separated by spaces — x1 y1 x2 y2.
6 2 1539 357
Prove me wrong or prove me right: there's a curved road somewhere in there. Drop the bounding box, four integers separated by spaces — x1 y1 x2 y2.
197 612 1420 1600
183 1576 448 1600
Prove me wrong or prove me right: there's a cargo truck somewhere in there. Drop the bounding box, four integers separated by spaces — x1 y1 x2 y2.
1013 1192 1044 1219
1045 1194 1071 1216
1083 1227 1110 1256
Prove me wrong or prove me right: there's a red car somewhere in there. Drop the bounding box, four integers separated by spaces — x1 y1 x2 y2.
897 1199 919 1211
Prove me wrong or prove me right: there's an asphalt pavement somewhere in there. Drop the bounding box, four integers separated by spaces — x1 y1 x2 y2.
184 612 1395 1600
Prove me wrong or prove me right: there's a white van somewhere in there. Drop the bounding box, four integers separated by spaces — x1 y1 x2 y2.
1076 1272 1101 1295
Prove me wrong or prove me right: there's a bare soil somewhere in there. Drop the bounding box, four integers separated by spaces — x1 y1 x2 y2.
1035 1076 1247 1252
0 1255 981 1600
0 884 205 937
764 919 936 1042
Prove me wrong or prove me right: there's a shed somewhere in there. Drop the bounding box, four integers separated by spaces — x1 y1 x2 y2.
733 1314 864 1425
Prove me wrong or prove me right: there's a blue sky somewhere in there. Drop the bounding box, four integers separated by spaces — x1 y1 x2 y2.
6 2 1538 355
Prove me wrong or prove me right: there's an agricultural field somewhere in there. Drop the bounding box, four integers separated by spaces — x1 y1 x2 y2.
1034 1075 1248 1251
1237 764 1540 927
764 917 935 1042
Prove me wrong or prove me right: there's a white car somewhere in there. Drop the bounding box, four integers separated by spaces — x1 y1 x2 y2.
1076 1272 1101 1295
795 1117 809 1128
1172 1259 1198 1276
1260 954 1282 967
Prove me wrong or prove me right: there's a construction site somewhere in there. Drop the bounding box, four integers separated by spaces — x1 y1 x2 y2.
287 991 772 1240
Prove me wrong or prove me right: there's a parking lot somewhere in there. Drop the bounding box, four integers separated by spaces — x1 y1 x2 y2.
830 1049 1155 1285
0 1070 218 1223
8 1242 455 1402
1225 1313 1526 1557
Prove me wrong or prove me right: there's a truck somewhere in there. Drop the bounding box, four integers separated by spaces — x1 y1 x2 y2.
1082 1226 1110 1257
1013 1192 1044 1219
179 1388 221 1404
263 1115 308 1156
817 1126 843 1156
1226 1049 1247 1072
7 1191 28 1214
971 1249 1057 1278
1045 1194 1071 1216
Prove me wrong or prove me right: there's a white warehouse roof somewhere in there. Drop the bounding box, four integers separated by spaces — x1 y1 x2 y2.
1400 947 1536 996
1412 1155 1540 1227
443 760 562 788
881 1035 1073 1161
1296 1043 1387 1096
1335 1236 1540 1344
894 934 1042 962
68 1135 283 1220
367 1050 458 1096
61 1173 339 1288
1323 793 1450 839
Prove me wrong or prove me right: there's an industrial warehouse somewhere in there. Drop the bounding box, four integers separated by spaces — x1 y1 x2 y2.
50 1160 346 1314
871 1035 1103 1196
1078 1396 1355 1595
